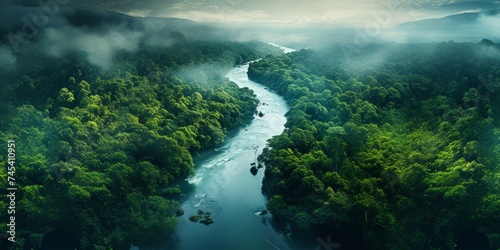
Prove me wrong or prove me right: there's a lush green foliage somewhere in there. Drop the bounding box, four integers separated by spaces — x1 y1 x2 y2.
249 41 500 249
0 40 280 249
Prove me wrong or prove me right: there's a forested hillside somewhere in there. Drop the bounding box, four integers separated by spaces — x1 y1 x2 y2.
249 41 500 249
0 40 280 249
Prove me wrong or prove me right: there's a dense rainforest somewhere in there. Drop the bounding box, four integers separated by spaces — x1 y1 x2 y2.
249 41 500 249
0 40 281 249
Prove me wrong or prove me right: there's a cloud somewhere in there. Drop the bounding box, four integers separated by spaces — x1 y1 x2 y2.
0 3 252 70
39 25 142 68
171 9 269 23
478 13 500 37
0 45 16 69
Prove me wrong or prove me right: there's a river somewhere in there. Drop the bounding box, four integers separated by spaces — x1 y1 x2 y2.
165 45 299 250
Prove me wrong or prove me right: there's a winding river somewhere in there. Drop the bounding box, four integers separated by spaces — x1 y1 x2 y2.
168 45 297 250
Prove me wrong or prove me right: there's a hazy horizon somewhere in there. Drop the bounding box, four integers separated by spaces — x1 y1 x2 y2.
1 0 500 70
3 0 500 28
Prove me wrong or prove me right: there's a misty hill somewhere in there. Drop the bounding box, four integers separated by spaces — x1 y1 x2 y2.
0 7 253 71
399 9 500 29
64 9 196 28
63 9 228 41
0 7 234 53
64 8 199 35
390 9 500 42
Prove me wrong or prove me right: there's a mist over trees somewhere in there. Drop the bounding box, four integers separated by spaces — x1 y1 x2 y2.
249 41 500 249
0 39 280 249
1 2 500 249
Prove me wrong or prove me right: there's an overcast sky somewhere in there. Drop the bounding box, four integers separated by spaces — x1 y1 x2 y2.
5 0 500 27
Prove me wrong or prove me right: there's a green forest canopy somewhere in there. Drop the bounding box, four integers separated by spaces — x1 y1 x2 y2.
249 41 500 250
0 40 280 249
1 38 499 250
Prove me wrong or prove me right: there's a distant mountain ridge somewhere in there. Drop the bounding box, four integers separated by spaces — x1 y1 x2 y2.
389 8 500 42
0 7 230 46
399 8 500 28
64 9 198 30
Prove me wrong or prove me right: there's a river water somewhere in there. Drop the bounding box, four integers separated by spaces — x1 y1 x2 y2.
167 45 298 250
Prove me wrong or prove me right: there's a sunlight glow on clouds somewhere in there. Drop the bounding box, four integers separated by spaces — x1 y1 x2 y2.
171 9 271 23
145 0 500 27
165 0 397 26
6 0 500 27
